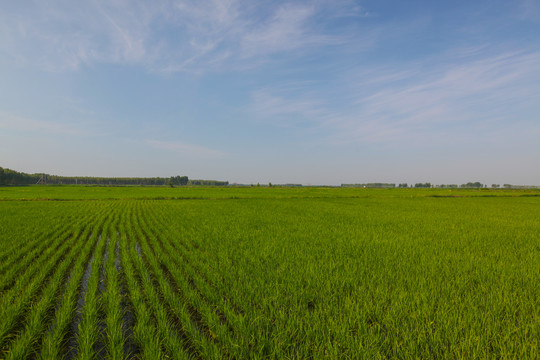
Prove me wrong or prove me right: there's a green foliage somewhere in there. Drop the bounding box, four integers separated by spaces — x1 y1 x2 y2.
0 187 539 358
439 184 458 188
169 176 189 186
342 183 396 188
187 179 228 186
461 181 483 188
0 166 192 186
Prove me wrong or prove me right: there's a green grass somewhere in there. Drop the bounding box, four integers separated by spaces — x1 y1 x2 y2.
0 186 538 359
0 184 539 200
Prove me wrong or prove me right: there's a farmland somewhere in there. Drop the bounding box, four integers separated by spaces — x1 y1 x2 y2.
0 186 539 359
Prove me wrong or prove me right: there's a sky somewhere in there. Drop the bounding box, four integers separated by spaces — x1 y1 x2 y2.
1 0 539 185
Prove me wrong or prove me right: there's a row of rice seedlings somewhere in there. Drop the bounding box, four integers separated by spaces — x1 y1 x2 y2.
75 212 114 360
137 202 244 356
147 201 245 296
102 206 125 359
0 204 79 264
123 203 197 359
163 201 309 358
144 202 267 353
114 224 138 357
4 204 113 359
0 216 88 351
144 202 240 302
0 212 91 293
94 211 120 358
148 200 347 357
144 203 253 325
117 204 167 359
153 200 316 335
146 202 244 297
40 203 115 359
130 205 225 358
0 216 77 278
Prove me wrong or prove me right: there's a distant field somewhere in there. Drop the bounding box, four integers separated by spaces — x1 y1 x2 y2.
0 186 538 359
1 184 540 200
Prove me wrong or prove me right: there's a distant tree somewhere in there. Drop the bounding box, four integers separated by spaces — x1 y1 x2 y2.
0 166 198 186
439 184 458 188
398 183 408 188
491 184 500 188
169 175 189 186
461 182 482 188
188 179 228 186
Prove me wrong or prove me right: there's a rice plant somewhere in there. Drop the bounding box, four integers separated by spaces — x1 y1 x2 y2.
0 187 538 359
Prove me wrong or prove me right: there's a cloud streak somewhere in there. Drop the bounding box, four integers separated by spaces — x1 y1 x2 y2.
0 112 82 135
0 0 362 73
143 139 226 158
249 48 540 147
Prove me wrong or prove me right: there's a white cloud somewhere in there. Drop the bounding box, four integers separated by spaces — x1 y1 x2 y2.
250 88 327 126
0 0 361 73
248 48 540 147
349 50 540 129
241 3 337 57
0 112 82 135
518 0 540 22
143 139 226 158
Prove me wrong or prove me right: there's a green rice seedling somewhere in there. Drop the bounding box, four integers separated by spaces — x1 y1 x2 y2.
0 224 83 351
142 202 264 344
145 200 338 358
75 216 111 360
0 186 538 359
40 202 115 359
122 203 195 359
5 215 104 359
136 204 244 356
131 227 222 358
143 195 540 358
143 202 248 309
118 206 165 359
0 220 83 293
0 201 79 265
0 218 76 279
102 207 126 359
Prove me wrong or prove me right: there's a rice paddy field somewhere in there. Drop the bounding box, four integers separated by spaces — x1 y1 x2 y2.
0 186 539 359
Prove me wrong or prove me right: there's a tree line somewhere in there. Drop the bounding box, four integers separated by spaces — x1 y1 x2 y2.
0 166 227 186
342 182 492 189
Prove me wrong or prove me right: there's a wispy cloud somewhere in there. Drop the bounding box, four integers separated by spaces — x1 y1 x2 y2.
143 139 226 158
348 50 540 130
518 0 540 22
0 112 82 135
0 0 363 73
249 48 540 146
241 4 336 58
250 88 327 127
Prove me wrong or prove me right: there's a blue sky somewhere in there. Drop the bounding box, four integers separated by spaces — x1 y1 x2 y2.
1 0 539 185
